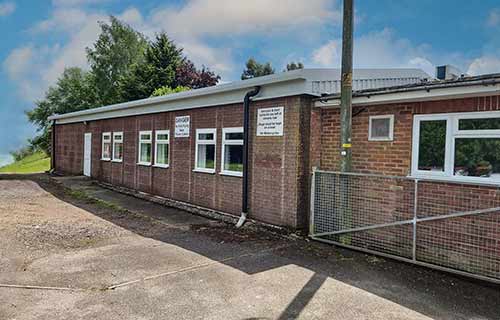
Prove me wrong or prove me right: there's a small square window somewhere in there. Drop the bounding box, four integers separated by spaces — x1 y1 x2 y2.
112 132 123 162
154 130 170 168
102 132 112 160
195 128 216 173
138 131 152 165
369 115 394 141
221 127 244 177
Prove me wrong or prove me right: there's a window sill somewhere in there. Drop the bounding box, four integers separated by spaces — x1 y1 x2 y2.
137 162 152 167
111 159 123 163
220 170 243 177
409 174 500 187
368 138 393 142
193 168 216 174
153 164 170 169
101 158 111 161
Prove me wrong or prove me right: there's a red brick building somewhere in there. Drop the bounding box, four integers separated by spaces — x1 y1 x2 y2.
50 69 500 230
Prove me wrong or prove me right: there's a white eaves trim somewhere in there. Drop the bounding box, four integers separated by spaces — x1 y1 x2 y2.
48 68 429 125
315 82 500 108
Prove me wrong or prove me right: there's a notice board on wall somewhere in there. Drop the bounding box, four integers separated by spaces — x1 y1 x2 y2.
256 107 284 136
175 116 190 137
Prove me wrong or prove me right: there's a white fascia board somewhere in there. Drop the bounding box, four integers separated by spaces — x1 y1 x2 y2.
314 83 500 108
54 78 313 124
50 70 311 123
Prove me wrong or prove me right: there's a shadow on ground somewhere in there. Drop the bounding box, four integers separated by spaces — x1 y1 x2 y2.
2 173 500 320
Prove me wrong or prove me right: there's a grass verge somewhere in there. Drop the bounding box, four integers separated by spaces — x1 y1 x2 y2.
0 151 50 173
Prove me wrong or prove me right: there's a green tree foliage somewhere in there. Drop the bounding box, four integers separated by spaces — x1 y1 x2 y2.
27 68 97 152
151 85 190 97
27 17 220 155
241 58 275 80
86 16 148 106
120 33 220 101
285 62 304 71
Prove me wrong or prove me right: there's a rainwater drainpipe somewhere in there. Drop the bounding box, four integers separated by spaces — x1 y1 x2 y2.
51 120 56 172
236 86 261 228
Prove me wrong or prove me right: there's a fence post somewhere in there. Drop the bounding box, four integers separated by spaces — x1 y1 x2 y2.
309 169 317 236
412 179 419 261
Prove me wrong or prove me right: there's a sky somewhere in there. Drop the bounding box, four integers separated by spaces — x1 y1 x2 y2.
1 0 500 164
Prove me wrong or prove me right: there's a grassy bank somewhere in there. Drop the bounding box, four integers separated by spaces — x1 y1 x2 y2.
0 151 50 173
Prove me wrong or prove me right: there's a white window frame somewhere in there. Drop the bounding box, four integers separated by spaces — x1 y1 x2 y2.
411 111 500 184
137 130 152 166
194 128 217 174
220 127 244 177
368 115 394 141
154 130 170 168
112 132 123 162
101 132 112 161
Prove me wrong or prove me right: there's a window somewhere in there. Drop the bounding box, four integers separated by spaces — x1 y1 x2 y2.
101 132 111 160
138 131 152 165
412 111 500 183
369 115 394 141
195 128 216 173
154 130 170 168
112 132 123 162
221 127 244 177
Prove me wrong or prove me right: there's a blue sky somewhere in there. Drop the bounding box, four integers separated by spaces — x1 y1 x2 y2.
1 0 500 164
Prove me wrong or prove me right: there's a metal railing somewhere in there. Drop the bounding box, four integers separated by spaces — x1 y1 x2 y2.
310 170 500 284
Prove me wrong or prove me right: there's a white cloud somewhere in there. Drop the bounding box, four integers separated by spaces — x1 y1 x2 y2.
0 1 15 16
311 29 435 76
487 8 500 27
51 0 108 7
312 40 340 67
151 0 340 38
467 56 500 75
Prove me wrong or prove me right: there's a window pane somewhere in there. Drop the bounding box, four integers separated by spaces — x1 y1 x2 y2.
103 135 111 141
114 134 122 141
197 144 215 169
157 134 169 141
114 143 123 160
459 118 500 130
371 118 391 138
103 142 111 158
156 143 169 165
140 143 151 163
140 134 151 140
454 138 500 178
225 132 243 140
224 144 243 172
198 133 214 140
418 120 446 171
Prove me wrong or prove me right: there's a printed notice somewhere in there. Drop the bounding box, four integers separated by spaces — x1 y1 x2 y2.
175 116 190 137
256 107 284 136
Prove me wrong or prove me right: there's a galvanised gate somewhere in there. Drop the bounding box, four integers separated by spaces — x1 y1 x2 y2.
310 170 500 284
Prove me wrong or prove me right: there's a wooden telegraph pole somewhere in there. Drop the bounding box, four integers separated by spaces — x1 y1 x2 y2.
340 0 354 172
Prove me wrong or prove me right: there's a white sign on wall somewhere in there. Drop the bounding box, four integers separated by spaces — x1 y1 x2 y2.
256 107 284 136
175 116 190 137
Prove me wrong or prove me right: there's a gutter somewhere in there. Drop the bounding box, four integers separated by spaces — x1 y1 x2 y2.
236 86 261 228
51 120 56 172
316 79 500 107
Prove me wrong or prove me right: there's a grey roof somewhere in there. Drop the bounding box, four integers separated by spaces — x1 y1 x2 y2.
317 73 500 100
49 68 430 124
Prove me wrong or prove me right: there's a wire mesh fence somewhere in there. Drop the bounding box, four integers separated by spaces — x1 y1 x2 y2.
310 170 500 283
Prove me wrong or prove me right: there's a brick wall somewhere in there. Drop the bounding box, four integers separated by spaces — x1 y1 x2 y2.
317 95 500 175
314 95 500 279
54 95 313 229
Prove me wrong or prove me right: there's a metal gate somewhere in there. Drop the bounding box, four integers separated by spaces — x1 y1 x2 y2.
310 170 500 284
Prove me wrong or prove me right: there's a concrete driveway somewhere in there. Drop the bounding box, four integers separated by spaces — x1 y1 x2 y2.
0 174 499 320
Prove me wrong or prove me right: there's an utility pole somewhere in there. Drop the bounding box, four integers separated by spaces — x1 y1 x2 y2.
339 0 354 245
340 0 353 172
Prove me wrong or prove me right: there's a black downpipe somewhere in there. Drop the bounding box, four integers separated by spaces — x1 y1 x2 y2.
51 120 56 172
238 86 261 227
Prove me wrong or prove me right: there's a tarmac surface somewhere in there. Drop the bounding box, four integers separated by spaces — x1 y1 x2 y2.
0 174 499 320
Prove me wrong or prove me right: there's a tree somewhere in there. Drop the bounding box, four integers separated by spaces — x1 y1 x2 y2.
120 33 220 101
174 60 220 89
241 58 275 80
151 85 190 97
27 68 97 153
285 62 304 71
86 16 148 106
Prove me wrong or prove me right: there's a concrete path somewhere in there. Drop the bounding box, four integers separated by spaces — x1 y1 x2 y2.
0 174 499 320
